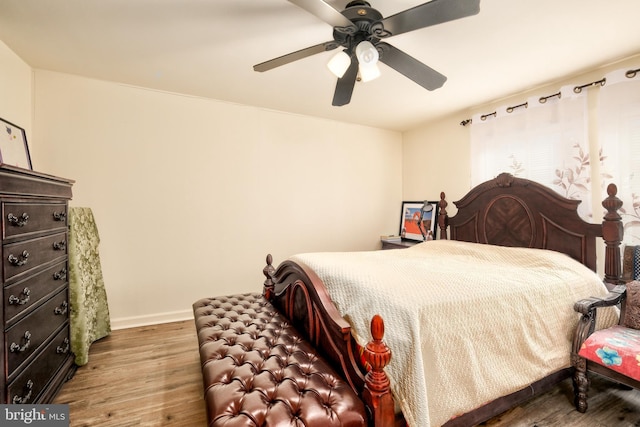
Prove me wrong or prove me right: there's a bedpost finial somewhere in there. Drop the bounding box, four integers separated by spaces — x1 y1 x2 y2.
438 192 449 240
263 254 276 299
363 314 394 424
364 315 391 391
602 185 623 221
439 192 448 212
371 314 385 341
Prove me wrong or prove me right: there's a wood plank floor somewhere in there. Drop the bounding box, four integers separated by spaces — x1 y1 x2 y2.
53 320 207 427
54 320 640 426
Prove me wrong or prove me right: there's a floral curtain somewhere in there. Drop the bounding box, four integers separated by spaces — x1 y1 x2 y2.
598 69 640 244
470 85 593 219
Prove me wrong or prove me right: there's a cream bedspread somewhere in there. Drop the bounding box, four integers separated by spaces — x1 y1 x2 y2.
290 240 618 427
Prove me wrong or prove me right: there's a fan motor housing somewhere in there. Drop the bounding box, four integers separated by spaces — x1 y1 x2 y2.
342 1 383 23
334 1 382 48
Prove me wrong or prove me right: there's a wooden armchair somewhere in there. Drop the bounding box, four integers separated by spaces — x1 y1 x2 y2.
572 279 640 412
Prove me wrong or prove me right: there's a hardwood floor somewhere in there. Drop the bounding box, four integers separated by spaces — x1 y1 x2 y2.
54 320 640 426
482 376 640 427
53 320 207 427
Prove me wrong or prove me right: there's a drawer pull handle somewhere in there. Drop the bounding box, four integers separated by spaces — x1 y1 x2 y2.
8 250 29 266
12 380 34 404
8 287 31 305
53 268 68 281
7 212 29 227
54 301 68 316
57 338 70 354
53 240 67 250
10 330 32 353
53 211 66 221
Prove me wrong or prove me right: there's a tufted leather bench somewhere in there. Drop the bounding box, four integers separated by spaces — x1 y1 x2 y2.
193 293 368 426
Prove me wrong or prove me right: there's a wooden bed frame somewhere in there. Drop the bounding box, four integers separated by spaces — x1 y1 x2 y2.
261 173 624 427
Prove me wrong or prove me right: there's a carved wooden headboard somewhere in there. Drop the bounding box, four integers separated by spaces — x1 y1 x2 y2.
437 173 623 283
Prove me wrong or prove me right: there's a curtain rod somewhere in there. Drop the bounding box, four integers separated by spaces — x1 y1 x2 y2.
459 66 640 126
573 77 605 94
538 91 561 104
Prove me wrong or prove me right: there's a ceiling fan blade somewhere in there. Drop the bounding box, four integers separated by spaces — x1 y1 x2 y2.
254 41 338 72
332 56 358 106
375 0 480 38
288 0 357 33
377 42 446 91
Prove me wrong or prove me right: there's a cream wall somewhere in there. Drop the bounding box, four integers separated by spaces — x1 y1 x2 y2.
0 41 32 144
403 53 640 213
402 114 471 211
29 71 402 328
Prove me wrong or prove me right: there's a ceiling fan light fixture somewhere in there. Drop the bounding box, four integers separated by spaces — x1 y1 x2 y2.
358 63 381 82
254 0 481 105
327 50 351 78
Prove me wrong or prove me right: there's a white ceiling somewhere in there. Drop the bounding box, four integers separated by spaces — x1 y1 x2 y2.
1 0 639 131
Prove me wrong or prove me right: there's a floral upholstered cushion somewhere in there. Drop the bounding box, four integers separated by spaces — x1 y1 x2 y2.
579 325 640 381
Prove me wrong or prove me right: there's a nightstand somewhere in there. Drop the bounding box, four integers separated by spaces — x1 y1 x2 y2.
381 239 420 250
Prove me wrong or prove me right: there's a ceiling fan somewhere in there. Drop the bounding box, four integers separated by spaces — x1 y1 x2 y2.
253 0 481 106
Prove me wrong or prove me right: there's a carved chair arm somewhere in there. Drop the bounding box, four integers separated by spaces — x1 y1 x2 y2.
572 285 626 354
573 285 626 315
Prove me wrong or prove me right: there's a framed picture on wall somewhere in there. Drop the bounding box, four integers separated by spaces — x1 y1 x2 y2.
0 117 32 170
399 200 439 242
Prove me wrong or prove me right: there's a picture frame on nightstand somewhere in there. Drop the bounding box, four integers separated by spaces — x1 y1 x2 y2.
399 200 439 242
0 117 32 170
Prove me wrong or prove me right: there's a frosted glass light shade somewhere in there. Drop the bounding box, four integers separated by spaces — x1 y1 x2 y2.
355 41 378 66
327 51 351 78
359 63 381 82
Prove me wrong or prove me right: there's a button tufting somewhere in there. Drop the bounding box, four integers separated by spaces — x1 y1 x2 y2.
193 294 367 427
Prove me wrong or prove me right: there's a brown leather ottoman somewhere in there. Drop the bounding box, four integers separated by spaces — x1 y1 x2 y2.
193 293 368 426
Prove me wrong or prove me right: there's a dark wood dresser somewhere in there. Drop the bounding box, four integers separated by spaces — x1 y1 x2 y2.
0 165 75 403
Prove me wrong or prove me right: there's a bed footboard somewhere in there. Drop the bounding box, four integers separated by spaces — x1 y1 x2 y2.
262 254 397 427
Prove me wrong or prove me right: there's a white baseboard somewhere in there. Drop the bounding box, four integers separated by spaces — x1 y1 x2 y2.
109 309 193 330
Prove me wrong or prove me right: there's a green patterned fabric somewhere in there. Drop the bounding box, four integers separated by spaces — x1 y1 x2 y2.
68 207 111 366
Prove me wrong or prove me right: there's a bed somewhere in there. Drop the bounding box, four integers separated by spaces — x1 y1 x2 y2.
261 173 624 427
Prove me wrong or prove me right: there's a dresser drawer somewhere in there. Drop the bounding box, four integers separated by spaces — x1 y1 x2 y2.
3 232 68 282
4 260 68 326
7 326 71 404
2 202 67 240
6 289 69 377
